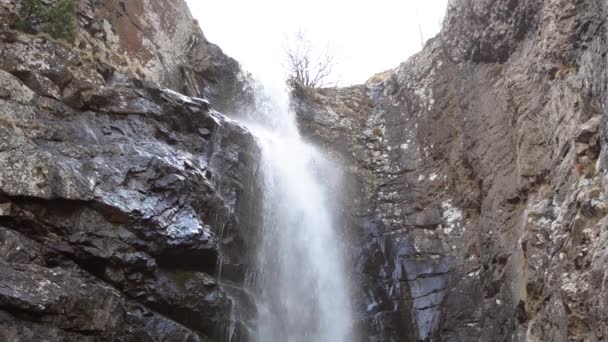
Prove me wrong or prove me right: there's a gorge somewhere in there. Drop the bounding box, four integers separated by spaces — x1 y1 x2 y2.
0 0 608 341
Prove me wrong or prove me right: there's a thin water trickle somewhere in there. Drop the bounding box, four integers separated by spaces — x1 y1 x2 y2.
239 80 355 342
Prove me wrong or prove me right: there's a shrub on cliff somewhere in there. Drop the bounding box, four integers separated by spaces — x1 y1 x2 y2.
15 0 77 43
284 30 335 89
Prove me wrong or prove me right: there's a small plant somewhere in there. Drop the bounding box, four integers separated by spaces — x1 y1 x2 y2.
538 184 553 199
15 0 77 43
555 65 577 79
367 70 392 84
0 114 18 131
575 157 597 179
551 64 577 80
372 127 383 137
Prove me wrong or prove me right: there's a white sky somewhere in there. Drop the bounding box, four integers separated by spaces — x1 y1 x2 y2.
185 0 448 86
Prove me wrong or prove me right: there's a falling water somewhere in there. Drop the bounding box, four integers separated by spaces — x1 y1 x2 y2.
239 80 354 341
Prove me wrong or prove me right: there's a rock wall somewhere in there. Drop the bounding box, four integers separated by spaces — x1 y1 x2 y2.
295 0 608 340
0 0 259 341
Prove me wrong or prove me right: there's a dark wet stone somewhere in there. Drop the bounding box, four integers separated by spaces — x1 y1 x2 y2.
0 7 261 339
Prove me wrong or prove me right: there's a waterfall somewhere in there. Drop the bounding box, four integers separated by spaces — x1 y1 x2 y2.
239 80 355 342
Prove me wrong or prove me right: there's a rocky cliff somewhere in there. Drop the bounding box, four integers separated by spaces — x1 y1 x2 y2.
0 0 259 341
295 0 608 341
2 0 608 341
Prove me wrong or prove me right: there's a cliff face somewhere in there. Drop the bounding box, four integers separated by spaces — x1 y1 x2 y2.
84 0 253 113
296 0 608 340
2 0 607 341
0 0 259 341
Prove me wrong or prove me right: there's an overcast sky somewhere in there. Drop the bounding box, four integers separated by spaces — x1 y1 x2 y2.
185 0 448 86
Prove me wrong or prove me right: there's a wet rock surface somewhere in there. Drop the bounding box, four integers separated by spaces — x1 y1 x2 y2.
0 1 260 340
295 0 608 340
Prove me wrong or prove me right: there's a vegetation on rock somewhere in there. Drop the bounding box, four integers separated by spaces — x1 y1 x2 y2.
15 0 77 43
284 30 335 89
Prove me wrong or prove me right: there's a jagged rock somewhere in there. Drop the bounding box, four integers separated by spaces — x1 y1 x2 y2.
0 3 261 339
88 0 254 114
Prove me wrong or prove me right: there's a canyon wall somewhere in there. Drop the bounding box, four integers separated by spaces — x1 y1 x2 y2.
0 0 259 340
295 0 608 340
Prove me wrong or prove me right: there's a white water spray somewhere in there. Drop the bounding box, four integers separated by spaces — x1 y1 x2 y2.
239 79 354 341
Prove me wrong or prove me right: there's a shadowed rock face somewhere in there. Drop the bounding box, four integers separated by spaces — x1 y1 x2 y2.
295 0 608 341
0 1 260 341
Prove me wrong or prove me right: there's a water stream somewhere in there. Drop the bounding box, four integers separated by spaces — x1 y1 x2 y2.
241 82 355 342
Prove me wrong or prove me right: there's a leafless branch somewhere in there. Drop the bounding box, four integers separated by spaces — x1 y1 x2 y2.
284 30 335 89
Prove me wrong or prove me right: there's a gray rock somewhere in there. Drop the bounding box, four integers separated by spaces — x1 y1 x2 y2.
294 0 608 340
0 4 261 339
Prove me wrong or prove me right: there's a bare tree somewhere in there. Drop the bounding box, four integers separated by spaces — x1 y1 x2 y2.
284 30 335 89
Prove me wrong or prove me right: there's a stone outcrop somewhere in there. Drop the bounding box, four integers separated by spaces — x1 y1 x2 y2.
295 0 608 340
1 0 253 113
0 1 259 341
83 0 254 113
